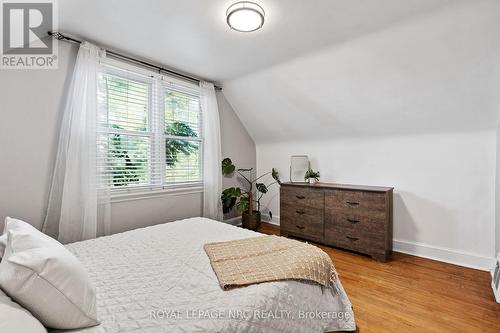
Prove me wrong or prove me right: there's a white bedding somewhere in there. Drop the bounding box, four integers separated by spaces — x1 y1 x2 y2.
61 218 355 333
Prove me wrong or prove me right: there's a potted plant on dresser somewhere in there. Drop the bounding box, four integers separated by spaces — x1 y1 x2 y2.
304 168 320 184
221 158 281 230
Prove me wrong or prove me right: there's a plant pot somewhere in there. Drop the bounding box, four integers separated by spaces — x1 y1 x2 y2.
242 210 261 230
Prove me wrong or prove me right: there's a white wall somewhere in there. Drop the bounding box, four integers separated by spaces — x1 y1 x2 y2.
258 131 496 270
218 92 256 190
0 42 255 233
110 191 203 234
223 1 500 270
0 42 78 231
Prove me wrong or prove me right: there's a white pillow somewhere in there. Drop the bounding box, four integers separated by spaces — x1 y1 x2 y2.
0 217 10 258
0 233 6 258
0 217 99 330
1 217 55 248
0 288 47 333
0 217 54 258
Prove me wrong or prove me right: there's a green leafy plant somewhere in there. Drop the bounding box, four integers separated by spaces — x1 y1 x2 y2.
109 124 146 186
165 122 198 167
110 121 198 186
221 158 281 215
304 168 320 182
222 157 236 175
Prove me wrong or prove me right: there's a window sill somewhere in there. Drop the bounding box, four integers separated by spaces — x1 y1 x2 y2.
110 183 203 203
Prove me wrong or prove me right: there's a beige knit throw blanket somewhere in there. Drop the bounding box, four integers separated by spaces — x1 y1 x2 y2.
204 235 337 290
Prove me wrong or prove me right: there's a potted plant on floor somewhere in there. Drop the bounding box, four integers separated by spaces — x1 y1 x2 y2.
221 158 281 230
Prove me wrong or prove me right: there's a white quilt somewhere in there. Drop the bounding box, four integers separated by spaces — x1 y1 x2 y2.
61 218 355 333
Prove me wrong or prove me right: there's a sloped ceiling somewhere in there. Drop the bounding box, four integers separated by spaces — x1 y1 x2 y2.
60 0 453 82
222 0 500 142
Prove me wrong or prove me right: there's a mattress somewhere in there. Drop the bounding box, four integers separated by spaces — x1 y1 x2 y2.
61 217 355 333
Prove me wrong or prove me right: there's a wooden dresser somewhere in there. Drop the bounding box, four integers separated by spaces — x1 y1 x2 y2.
280 182 393 262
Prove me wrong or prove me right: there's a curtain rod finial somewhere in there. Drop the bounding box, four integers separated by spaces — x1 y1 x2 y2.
48 31 64 40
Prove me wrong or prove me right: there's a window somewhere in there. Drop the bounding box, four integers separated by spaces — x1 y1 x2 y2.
164 88 202 183
98 65 203 192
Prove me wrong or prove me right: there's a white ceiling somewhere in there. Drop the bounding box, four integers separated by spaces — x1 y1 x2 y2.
60 0 453 83
222 0 500 142
60 0 500 142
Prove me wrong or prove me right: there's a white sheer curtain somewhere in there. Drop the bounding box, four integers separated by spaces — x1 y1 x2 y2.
201 81 223 221
43 42 110 244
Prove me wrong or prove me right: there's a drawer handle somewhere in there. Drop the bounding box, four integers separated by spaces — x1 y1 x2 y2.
346 218 360 224
346 236 359 242
346 201 360 206
296 225 305 230
296 195 306 199
296 210 306 215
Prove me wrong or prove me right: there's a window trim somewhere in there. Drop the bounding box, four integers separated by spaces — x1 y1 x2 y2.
110 183 204 203
98 59 204 198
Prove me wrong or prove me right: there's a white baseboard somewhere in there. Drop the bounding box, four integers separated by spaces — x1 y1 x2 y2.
393 239 495 271
263 217 494 271
225 215 281 226
262 215 280 226
223 216 241 226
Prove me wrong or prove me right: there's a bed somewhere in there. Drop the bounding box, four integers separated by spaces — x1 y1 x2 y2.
61 217 355 333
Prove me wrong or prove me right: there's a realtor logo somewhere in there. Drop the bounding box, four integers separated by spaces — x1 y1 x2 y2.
1 0 58 69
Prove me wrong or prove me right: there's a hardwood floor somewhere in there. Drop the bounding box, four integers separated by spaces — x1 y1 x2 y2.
257 222 500 333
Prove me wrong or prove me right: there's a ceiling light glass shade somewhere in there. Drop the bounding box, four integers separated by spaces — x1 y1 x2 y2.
226 1 265 32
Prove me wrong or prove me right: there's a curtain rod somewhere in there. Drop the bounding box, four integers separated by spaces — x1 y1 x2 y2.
48 31 222 90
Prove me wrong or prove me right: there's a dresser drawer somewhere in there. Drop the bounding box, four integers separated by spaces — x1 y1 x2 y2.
281 186 324 210
325 226 385 253
280 203 324 240
327 190 386 213
326 212 387 233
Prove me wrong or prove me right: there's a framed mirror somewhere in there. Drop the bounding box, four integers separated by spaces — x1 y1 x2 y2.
290 155 310 183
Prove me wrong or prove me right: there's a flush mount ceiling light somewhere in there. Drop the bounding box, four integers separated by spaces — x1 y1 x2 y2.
226 1 265 32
